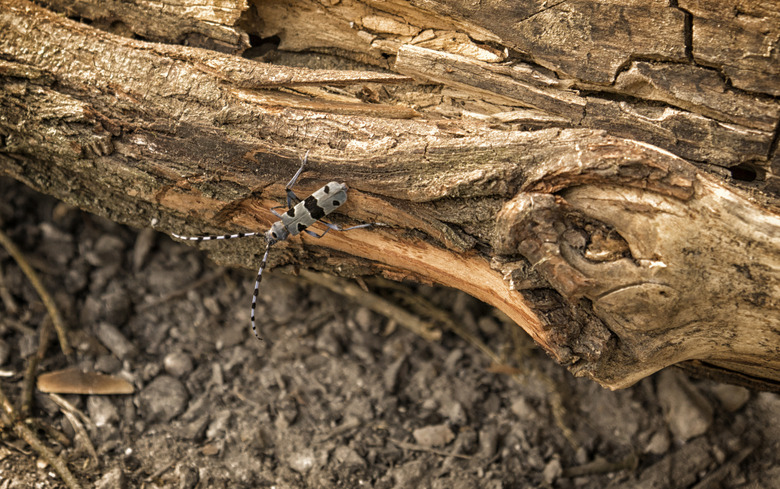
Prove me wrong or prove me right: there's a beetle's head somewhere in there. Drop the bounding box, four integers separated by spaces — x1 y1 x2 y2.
265 221 288 245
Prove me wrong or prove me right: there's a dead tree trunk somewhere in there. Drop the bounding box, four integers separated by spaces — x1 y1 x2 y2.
1 0 778 390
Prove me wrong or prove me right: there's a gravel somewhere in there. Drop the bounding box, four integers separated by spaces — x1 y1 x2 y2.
1 176 779 487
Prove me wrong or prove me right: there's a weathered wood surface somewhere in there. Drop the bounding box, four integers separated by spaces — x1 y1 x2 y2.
1 0 778 390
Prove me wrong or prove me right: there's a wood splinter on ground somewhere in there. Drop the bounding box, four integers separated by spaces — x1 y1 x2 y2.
1 0 779 392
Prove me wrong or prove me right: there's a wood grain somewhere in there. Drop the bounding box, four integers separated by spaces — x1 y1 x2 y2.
2 0 778 390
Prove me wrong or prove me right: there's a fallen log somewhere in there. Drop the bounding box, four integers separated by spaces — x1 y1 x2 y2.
1 0 778 390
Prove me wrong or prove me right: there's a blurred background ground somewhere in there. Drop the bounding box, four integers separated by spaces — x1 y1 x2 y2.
0 175 778 488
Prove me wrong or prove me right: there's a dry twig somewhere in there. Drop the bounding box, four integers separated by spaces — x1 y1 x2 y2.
298 269 441 342
365 276 503 364
47 393 100 468
0 228 72 356
0 264 19 313
388 438 472 460
690 444 755 489
561 454 639 478
20 316 53 417
0 383 83 489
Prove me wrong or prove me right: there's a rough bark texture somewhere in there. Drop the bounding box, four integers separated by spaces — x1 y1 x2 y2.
1 0 778 390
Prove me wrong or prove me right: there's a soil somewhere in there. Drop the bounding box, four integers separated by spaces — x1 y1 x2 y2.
0 176 779 488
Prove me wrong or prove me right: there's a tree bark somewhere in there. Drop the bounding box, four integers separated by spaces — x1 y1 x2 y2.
1 0 778 390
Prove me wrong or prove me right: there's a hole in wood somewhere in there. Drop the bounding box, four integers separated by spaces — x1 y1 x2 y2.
729 163 758 182
244 34 281 59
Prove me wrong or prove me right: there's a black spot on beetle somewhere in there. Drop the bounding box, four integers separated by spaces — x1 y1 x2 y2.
286 208 296 217
304 195 326 220
323 185 330 194
297 223 307 232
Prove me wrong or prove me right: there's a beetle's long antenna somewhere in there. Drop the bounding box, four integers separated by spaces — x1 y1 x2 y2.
171 232 260 241
250 239 273 342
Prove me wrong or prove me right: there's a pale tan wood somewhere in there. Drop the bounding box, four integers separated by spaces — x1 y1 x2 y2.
494 138 780 388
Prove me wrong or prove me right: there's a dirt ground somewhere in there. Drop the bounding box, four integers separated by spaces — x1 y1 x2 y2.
1 176 779 488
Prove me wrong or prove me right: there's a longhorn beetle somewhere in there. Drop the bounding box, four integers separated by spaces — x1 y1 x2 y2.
172 152 384 342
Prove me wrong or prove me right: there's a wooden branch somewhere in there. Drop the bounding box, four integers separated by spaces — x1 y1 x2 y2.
494 139 780 388
1 0 779 390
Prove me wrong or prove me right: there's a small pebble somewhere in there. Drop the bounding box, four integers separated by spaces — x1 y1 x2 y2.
644 431 670 455
141 362 162 382
477 425 499 459
138 375 189 423
443 349 463 372
80 296 103 325
575 446 588 465
712 445 726 464
85 235 126 267
164 351 194 378
215 320 245 350
421 398 438 412
94 354 122 373
315 324 342 357
452 428 478 455
510 397 538 422
710 383 750 412
482 393 501 415
287 448 317 474
483 480 503 489
477 316 501 336
95 467 125 489
18 334 37 359
381 459 428 488
146 262 192 294
99 286 132 325
525 447 545 470
174 464 199 489
543 457 562 484
202 296 221 315
444 401 467 425
65 260 89 293
262 279 301 324
96 322 137 360
754 392 780 442
200 444 220 456
344 397 373 421
206 410 232 440
87 396 119 428
132 228 157 272
354 307 376 331
333 446 366 467
38 222 75 265
412 424 454 447
181 414 210 441
657 370 713 441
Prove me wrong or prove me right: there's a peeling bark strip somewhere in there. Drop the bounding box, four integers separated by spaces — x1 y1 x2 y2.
40 0 252 53
1 0 779 390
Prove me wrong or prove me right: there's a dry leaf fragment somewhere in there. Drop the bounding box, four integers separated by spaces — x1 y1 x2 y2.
37 367 134 395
